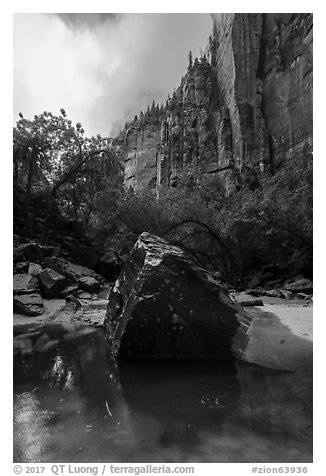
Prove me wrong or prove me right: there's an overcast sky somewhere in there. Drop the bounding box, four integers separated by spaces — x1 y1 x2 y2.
13 13 212 137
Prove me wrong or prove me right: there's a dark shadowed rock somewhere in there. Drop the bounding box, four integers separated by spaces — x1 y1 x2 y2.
15 242 43 262
13 293 44 316
105 232 252 360
13 261 29 275
39 268 67 298
78 276 101 294
13 234 25 245
95 251 122 281
39 244 60 258
13 247 25 264
246 288 264 297
71 244 101 269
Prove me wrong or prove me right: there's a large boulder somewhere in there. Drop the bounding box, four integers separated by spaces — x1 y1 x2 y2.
39 268 67 298
105 233 252 360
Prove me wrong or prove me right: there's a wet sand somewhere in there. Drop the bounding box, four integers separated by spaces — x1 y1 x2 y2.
243 300 313 372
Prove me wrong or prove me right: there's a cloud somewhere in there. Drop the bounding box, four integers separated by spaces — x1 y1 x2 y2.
13 13 212 137
56 13 123 30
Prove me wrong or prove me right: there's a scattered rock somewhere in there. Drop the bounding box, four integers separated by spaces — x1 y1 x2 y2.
297 293 311 301
246 288 264 297
59 284 79 298
13 293 44 316
279 289 293 300
264 289 282 298
15 242 43 262
39 268 67 298
234 293 264 307
65 295 83 312
98 285 112 300
13 274 39 294
96 251 122 281
78 276 101 294
13 261 29 274
43 299 67 319
28 262 43 276
71 244 101 269
43 257 105 284
284 279 313 294
40 245 60 258
13 247 25 264
105 232 252 360
78 292 93 299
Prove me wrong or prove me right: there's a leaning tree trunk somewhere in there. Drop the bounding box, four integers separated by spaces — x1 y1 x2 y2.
41 187 57 244
23 148 35 238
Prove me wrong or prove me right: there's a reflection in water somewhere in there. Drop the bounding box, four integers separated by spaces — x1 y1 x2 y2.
13 326 312 463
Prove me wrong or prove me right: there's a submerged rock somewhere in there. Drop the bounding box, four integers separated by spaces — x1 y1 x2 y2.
105 232 252 360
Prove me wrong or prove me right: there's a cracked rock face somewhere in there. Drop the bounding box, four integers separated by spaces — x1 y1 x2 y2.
114 13 312 194
105 232 252 360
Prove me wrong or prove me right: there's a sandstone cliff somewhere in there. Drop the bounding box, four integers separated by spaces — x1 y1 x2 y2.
114 13 313 193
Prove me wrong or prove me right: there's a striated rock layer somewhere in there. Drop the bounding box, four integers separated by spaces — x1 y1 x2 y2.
113 13 312 193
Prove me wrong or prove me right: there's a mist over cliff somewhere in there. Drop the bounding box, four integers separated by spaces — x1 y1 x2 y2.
115 13 313 193
13 13 211 136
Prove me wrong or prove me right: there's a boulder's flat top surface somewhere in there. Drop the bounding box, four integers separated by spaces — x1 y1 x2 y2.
243 302 312 372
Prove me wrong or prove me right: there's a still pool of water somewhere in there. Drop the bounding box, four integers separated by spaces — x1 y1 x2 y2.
13 324 312 463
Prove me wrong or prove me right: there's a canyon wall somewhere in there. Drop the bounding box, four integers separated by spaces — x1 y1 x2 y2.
114 13 313 193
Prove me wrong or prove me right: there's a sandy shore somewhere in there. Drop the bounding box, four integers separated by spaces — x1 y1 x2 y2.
261 303 313 341
243 301 313 372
